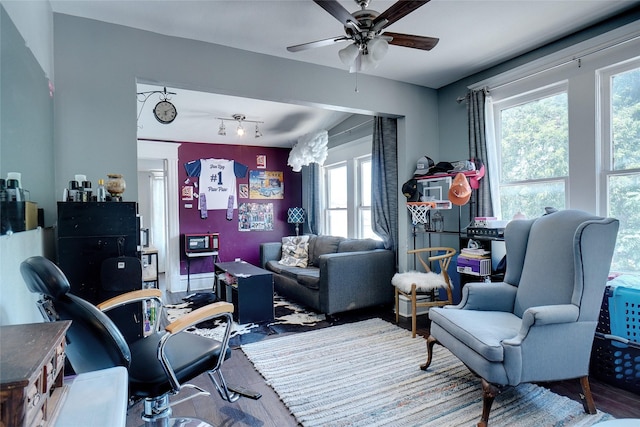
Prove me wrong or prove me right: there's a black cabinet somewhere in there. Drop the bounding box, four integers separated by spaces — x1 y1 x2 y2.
57 202 142 341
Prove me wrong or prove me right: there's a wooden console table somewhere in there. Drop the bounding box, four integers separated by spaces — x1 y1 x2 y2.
0 321 70 427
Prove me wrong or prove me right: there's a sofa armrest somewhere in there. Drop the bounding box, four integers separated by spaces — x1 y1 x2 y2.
260 242 282 268
318 249 395 314
455 281 517 312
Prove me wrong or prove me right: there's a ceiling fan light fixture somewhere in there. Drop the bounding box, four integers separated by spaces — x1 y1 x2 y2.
338 43 360 66
236 122 245 137
359 52 378 71
368 37 388 62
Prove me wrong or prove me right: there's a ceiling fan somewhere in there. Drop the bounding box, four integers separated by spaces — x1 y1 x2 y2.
287 0 439 72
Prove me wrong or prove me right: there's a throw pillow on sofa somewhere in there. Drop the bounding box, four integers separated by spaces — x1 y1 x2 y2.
279 235 310 268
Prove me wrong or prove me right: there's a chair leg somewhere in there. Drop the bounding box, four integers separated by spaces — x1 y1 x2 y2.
478 379 502 427
420 335 439 370
395 287 400 324
579 376 597 414
411 284 417 338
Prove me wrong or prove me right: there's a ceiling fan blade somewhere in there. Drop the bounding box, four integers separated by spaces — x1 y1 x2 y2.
385 32 439 51
287 36 349 52
373 0 430 29
313 0 354 26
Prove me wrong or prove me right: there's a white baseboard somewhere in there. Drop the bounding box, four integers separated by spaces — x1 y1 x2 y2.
176 272 216 293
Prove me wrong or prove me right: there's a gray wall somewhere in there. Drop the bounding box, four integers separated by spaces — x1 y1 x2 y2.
1 5 56 226
53 13 440 267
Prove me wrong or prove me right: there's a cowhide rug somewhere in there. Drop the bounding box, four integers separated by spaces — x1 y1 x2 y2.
165 293 328 346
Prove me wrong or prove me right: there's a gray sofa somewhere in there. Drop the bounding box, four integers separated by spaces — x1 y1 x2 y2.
260 235 395 315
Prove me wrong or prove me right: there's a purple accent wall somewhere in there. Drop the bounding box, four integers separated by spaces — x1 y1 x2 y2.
178 142 301 274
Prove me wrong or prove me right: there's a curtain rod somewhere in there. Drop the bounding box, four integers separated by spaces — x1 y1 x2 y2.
456 31 640 103
329 118 374 139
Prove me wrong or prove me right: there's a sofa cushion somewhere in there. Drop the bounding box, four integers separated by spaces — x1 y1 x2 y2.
279 235 310 268
338 238 383 253
295 269 321 290
309 235 344 266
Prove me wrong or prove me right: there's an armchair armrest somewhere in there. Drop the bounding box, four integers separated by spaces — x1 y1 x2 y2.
98 289 164 334
455 282 517 312
504 304 579 346
97 288 163 312
165 301 234 334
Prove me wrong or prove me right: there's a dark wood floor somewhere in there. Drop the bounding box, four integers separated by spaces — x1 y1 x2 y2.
125 290 640 426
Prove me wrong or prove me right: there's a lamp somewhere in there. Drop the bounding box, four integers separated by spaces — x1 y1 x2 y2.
216 113 264 138
287 207 305 236
339 37 389 73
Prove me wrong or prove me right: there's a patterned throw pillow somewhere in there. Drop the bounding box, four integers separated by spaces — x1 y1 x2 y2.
279 235 310 268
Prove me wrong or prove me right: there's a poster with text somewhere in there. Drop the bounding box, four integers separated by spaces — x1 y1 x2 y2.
249 170 284 199
238 203 274 231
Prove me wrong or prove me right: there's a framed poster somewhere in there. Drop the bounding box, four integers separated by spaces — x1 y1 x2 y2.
181 185 193 201
256 155 267 169
249 170 284 199
238 203 274 231
238 184 249 199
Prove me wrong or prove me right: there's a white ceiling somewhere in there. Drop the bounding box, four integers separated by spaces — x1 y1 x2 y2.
50 0 638 147
136 83 354 148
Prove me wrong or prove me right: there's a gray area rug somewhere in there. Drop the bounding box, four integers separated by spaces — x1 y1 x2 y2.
241 318 615 427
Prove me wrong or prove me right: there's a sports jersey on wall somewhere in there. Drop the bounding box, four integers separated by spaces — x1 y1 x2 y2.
184 158 248 210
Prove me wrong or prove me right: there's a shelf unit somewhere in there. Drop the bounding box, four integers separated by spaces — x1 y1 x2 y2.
142 246 159 288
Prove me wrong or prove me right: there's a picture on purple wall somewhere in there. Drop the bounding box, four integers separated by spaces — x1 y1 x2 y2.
249 170 284 199
238 184 249 199
238 203 274 231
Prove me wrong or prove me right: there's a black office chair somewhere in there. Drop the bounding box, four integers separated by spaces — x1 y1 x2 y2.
20 256 240 427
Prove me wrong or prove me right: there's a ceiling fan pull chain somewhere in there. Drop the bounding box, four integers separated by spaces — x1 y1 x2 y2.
354 71 359 93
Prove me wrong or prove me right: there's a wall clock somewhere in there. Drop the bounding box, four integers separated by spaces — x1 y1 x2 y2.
153 100 177 124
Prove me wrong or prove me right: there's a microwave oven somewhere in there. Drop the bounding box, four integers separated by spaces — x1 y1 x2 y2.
184 233 219 254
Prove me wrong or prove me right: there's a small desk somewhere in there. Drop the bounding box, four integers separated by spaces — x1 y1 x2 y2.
142 246 159 288
186 251 219 292
215 261 274 323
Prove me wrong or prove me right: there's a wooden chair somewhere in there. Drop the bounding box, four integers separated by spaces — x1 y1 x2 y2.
392 247 456 337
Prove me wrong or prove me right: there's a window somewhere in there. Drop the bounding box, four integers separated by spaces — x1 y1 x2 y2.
325 163 348 238
323 154 375 239
600 59 640 272
358 158 375 239
493 84 569 220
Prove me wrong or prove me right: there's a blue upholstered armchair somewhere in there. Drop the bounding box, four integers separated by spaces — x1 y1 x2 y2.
422 209 619 427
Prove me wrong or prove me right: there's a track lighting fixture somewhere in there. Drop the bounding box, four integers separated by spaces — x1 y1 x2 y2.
216 113 263 138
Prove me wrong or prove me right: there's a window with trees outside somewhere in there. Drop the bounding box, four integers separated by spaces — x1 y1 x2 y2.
492 83 569 220
600 59 640 272
323 155 375 239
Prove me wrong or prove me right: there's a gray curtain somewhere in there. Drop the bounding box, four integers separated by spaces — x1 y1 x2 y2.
467 89 493 217
301 163 321 235
372 117 398 253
